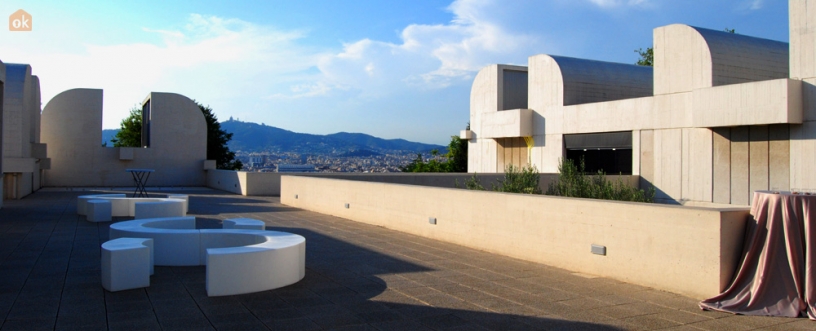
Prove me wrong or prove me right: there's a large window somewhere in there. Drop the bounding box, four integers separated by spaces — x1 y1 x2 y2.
564 131 632 175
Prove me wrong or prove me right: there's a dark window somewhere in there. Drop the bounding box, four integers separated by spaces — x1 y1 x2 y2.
564 131 633 175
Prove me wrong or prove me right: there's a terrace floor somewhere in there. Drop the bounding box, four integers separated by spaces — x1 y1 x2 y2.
0 188 812 331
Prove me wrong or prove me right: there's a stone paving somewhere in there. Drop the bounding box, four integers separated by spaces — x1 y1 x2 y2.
0 188 813 330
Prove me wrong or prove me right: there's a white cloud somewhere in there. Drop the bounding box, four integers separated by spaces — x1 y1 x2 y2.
316 0 542 95
5 14 325 128
747 0 763 10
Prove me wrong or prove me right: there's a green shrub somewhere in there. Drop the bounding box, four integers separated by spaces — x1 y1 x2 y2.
494 165 542 194
546 158 654 203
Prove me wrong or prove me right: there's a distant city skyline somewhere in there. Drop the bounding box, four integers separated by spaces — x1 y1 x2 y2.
3 0 788 144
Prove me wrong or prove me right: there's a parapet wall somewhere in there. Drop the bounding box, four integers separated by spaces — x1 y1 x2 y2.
205 170 639 197
281 175 749 299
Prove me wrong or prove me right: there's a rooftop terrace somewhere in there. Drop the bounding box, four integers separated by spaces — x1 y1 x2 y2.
0 189 809 330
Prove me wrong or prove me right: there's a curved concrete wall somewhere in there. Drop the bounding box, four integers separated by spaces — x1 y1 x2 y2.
41 89 208 187
531 54 652 106
655 24 789 94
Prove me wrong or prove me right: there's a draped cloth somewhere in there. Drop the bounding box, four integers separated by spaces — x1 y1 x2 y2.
699 191 816 319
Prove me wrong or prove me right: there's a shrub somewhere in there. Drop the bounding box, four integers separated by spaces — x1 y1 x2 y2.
494 165 542 194
546 158 655 203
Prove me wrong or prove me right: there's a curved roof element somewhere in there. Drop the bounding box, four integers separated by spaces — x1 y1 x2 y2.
654 24 789 94
529 54 653 108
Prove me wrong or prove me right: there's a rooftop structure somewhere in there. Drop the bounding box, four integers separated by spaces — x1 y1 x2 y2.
465 2 809 206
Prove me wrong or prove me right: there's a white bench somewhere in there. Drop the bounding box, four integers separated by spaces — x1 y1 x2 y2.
223 218 266 230
86 199 112 223
78 194 125 215
135 200 186 219
108 217 305 296
101 237 154 292
77 194 187 218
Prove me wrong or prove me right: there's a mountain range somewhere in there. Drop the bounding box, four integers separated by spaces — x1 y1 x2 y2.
102 120 444 155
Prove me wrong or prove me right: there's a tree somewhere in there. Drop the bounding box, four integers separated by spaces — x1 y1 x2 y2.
111 106 142 147
636 28 735 67
111 101 242 170
400 127 468 173
197 102 242 170
634 48 653 67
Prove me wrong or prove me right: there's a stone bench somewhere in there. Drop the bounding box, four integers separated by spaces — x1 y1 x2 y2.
77 194 125 215
134 200 186 219
77 194 187 218
223 218 266 230
101 237 154 292
86 199 112 223
109 217 305 296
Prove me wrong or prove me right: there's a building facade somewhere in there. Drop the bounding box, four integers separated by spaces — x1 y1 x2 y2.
466 0 814 205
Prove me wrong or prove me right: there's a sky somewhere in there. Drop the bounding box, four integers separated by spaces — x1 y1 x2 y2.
2 0 790 144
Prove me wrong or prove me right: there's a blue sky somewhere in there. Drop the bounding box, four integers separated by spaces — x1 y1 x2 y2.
2 0 789 144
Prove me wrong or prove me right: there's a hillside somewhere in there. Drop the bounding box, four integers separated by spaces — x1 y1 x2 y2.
102 120 444 154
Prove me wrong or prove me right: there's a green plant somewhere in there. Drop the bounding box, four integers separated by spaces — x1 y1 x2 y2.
546 158 655 203
494 165 542 194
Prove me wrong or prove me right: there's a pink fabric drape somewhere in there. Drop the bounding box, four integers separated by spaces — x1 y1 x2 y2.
700 191 816 319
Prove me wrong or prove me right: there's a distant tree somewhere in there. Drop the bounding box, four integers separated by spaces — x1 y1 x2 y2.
197 102 243 170
401 126 468 173
111 106 142 147
111 101 242 170
636 28 735 67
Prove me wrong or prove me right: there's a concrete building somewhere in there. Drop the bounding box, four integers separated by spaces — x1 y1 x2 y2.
2 63 49 201
41 90 211 187
465 1 812 205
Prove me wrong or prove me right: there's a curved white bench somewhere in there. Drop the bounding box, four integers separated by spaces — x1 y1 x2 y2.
135 200 186 219
110 217 200 265
87 199 112 223
203 229 305 296
108 217 305 296
78 194 125 215
77 194 187 218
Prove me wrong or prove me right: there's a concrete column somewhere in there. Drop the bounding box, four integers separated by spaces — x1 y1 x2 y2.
749 126 769 195
769 124 790 191
712 128 731 204
730 127 750 205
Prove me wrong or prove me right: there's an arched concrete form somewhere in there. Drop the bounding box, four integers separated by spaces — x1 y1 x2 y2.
529 54 653 109
41 89 208 187
468 64 529 173
2 63 46 200
655 24 789 95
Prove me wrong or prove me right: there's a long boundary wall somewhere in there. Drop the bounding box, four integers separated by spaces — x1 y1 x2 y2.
206 170 638 197
280 175 748 299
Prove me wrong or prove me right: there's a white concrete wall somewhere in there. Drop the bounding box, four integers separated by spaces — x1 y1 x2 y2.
281 175 748 299
2 63 45 199
41 89 208 187
206 170 282 196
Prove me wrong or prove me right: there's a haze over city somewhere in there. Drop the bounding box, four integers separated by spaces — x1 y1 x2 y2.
3 0 789 144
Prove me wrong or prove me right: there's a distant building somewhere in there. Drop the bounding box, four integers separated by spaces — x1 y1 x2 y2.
248 154 265 168
277 164 317 173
